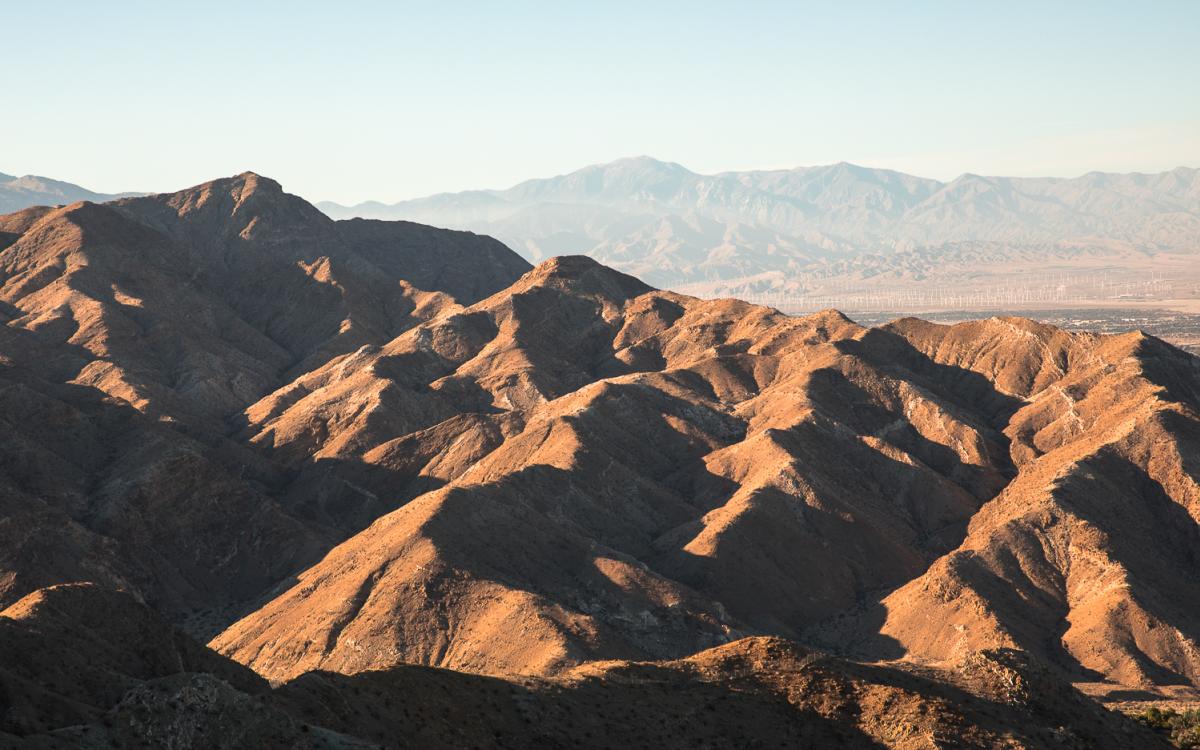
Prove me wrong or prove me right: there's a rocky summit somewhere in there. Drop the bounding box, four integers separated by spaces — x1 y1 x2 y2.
1 173 1197 748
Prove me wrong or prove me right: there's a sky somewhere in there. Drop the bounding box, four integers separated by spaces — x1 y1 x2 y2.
4 1 1199 204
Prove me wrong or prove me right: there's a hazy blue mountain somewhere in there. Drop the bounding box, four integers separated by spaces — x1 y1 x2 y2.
318 158 1200 291
0 173 137 214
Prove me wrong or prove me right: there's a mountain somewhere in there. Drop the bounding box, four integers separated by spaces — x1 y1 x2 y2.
0 172 139 215
1 172 1198 747
0 173 530 631
318 158 1200 301
207 257 1200 702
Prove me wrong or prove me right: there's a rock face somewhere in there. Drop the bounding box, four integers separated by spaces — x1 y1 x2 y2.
2 172 1199 747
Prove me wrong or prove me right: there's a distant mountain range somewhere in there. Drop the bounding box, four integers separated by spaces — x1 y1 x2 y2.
0 172 138 214
8 162 1199 308
318 157 1200 296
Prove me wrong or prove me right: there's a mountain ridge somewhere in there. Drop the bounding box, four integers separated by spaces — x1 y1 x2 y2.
316 158 1200 297
0 171 141 215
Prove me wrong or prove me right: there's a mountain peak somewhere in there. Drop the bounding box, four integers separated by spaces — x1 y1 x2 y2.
202 171 283 198
829 160 868 172
114 171 307 230
531 254 605 275
606 155 689 171
151 171 284 202
515 254 654 300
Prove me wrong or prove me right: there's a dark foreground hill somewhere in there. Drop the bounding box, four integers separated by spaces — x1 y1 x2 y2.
0 584 1168 749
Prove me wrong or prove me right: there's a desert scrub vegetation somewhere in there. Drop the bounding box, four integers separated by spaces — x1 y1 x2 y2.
1133 706 1200 749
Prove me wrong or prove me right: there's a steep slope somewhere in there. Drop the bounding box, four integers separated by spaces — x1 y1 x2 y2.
214 259 1200 699
5 174 1200 741
832 320 1200 693
0 173 528 425
216 257 1017 681
0 173 530 632
0 320 324 629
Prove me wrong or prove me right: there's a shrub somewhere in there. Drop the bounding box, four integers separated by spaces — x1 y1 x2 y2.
1134 706 1200 749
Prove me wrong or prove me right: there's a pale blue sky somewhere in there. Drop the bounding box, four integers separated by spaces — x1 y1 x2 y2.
4 1 1198 203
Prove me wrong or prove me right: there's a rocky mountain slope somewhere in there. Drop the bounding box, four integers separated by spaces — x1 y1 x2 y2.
209 256 1200 700
0 173 529 631
838 319 1200 691
317 157 1200 293
1 172 1198 747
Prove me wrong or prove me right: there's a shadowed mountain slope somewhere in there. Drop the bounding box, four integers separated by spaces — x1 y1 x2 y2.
0 584 1166 749
822 321 1200 694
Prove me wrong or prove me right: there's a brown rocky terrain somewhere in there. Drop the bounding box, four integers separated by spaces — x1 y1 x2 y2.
831 318 1200 694
0 583 1168 749
2 172 1198 747
213 257 1200 699
0 174 529 630
212 257 1013 681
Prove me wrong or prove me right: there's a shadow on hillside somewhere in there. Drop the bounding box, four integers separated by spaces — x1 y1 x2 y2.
1133 334 1200 408
1053 447 1200 686
656 385 1010 644
278 456 450 537
405 462 742 663
837 440 1200 686
805 366 1011 500
276 662 893 749
835 327 1026 433
0 353 328 635
0 229 21 252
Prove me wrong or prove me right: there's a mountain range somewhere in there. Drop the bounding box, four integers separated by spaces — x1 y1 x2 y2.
0 172 136 215
1 173 1198 748
318 157 1200 300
